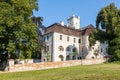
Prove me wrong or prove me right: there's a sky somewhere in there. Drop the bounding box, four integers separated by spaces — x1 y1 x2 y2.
33 0 120 28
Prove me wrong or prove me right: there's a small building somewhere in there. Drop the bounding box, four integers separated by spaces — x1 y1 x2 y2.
42 14 108 62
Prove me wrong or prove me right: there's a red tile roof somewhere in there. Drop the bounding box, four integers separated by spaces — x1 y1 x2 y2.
44 23 95 37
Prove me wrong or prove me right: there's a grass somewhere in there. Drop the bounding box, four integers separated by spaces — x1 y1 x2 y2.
0 63 120 80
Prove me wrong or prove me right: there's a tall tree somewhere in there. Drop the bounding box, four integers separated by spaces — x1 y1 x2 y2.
0 0 39 59
96 3 118 41
89 3 120 61
31 16 46 46
31 16 46 58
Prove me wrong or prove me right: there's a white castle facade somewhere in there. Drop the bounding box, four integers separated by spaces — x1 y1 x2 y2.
42 15 108 62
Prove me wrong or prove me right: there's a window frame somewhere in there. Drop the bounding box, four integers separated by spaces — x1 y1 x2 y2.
58 46 64 51
78 39 81 43
74 38 76 43
67 36 69 42
60 35 62 40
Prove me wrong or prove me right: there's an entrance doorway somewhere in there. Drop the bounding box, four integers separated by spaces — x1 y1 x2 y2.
66 55 70 60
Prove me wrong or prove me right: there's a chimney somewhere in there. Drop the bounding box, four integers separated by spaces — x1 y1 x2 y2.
60 21 64 26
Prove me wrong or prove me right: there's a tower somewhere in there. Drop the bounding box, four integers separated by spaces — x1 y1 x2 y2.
67 14 80 29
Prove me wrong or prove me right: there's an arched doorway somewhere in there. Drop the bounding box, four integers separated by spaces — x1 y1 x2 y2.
72 47 78 60
66 55 70 60
66 47 71 59
59 55 64 61
66 47 70 52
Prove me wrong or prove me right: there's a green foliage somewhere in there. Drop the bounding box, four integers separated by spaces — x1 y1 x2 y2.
72 48 78 56
96 3 118 42
73 52 78 56
31 16 46 59
73 50 78 60
0 0 39 59
110 61 120 64
89 3 120 61
46 52 50 62
31 16 46 49
89 31 96 46
89 29 106 46
32 50 41 59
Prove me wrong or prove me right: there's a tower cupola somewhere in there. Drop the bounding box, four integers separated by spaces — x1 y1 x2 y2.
67 14 80 29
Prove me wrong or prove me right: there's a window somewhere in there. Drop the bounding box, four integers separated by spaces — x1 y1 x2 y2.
67 36 69 41
58 46 64 51
60 35 62 40
73 48 77 52
45 46 49 52
101 48 103 52
66 47 70 52
47 36 49 41
74 38 76 43
78 39 81 43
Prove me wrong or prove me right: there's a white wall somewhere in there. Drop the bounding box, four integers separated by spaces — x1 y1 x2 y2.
43 32 108 62
86 41 108 59
79 34 108 59
53 32 80 61
42 33 54 62
67 15 80 29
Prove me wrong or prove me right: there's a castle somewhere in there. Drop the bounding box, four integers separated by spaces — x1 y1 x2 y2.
42 14 108 62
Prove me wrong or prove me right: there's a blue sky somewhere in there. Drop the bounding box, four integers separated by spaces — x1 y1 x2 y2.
33 0 120 28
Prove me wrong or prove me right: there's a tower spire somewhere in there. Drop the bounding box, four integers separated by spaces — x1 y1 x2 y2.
72 8 75 16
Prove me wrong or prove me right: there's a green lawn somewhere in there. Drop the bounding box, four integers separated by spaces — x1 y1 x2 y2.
0 63 120 80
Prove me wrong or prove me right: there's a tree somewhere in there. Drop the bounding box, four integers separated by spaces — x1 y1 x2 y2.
73 52 78 60
96 3 118 41
0 0 39 60
31 16 46 59
110 18 120 60
89 3 120 61
89 31 97 47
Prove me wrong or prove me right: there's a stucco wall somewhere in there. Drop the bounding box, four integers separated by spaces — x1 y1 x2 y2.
53 32 80 61
43 32 108 62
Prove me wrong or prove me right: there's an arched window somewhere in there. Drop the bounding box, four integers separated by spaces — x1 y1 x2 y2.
66 47 70 52
73 47 77 52
58 46 64 51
